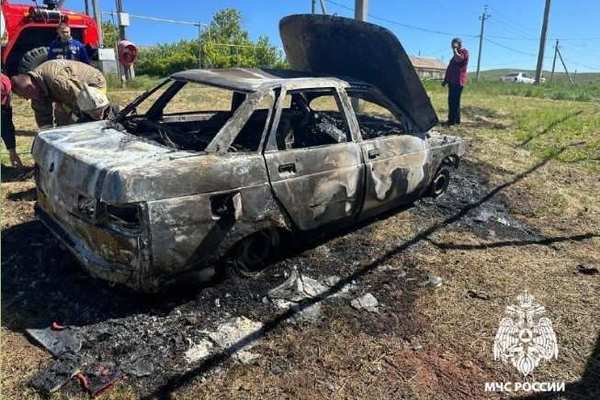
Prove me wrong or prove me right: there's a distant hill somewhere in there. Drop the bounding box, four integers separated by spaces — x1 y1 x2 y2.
478 69 600 84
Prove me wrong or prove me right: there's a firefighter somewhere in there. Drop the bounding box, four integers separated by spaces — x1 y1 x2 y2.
48 22 91 64
1 72 23 167
10 59 108 129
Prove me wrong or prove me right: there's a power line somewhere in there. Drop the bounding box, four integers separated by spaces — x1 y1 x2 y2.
327 0 477 38
487 6 538 37
486 38 539 58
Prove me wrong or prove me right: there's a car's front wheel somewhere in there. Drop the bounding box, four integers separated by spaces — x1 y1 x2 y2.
429 166 451 197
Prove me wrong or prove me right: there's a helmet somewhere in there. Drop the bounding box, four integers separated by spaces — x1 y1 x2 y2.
77 85 109 114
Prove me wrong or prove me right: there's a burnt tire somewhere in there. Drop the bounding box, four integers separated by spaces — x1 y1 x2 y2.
18 47 49 74
229 230 280 278
429 166 451 197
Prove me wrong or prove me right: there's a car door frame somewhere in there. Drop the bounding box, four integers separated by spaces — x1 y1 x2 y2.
262 81 366 231
342 85 432 220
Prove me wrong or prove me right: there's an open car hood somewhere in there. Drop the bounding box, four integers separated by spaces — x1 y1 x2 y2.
280 14 438 132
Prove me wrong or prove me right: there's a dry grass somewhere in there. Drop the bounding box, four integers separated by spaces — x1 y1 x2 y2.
1 81 599 399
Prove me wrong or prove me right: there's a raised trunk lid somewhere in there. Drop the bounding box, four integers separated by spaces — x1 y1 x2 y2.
280 14 438 132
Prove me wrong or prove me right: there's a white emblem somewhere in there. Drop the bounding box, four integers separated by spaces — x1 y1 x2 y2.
493 292 558 376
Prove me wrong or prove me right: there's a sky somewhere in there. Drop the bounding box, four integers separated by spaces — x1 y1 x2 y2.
67 0 600 72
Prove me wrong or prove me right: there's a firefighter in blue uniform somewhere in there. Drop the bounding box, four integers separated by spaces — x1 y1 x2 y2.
48 22 91 64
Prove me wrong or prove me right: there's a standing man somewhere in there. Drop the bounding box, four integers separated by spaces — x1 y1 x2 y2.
442 38 469 126
10 59 108 129
1 72 23 167
48 22 91 64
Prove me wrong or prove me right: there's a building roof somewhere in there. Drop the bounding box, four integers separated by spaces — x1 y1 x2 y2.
410 57 446 70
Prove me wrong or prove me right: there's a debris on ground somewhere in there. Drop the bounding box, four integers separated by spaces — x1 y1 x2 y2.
29 352 81 394
421 274 443 288
467 289 490 300
184 339 214 364
323 275 356 295
205 316 263 350
350 293 379 313
26 325 82 357
76 363 123 398
268 267 329 303
377 264 408 277
266 268 331 322
576 264 599 275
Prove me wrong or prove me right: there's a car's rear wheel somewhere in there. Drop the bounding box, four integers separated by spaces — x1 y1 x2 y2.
19 46 49 73
229 229 280 278
429 166 451 197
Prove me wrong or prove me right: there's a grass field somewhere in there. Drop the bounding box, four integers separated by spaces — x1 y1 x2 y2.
1 76 599 399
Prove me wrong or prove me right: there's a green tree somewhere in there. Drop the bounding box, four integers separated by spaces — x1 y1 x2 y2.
101 22 119 49
135 8 286 76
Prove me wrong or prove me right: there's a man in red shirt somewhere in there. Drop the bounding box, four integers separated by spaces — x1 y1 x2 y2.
1 73 23 167
442 38 469 125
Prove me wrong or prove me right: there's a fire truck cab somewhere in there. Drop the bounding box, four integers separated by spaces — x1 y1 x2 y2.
1 0 100 75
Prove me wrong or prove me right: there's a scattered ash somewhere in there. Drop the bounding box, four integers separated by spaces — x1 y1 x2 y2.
415 159 541 241
1 157 541 396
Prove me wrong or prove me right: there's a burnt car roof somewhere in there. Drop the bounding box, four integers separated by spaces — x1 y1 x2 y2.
170 68 368 91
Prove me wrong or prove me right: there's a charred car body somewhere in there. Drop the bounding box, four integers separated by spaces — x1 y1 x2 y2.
32 15 464 291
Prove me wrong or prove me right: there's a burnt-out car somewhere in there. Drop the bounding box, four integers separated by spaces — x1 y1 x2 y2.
32 15 464 291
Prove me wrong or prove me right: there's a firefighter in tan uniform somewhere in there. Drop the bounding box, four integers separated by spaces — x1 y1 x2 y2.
10 59 109 129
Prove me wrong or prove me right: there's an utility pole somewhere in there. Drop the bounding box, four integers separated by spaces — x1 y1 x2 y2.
355 0 368 21
84 0 89 16
475 5 490 82
550 39 558 82
115 0 133 80
534 0 551 84
90 0 103 47
312 0 316 14
556 45 574 85
352 0 367 111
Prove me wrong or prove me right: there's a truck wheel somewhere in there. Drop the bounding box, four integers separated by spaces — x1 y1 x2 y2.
18 47 49 73
429 166 450 197
229 229 280 278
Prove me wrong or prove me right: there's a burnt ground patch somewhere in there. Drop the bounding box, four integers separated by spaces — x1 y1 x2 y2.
1 153 593 398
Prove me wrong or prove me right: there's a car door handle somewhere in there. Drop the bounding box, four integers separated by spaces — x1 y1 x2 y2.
368 149 380 159
278 163 296 173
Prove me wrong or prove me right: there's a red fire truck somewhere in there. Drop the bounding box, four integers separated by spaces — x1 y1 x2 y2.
1 0 100 75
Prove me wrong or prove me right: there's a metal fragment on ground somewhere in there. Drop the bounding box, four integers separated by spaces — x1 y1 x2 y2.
350 293 379 313
26 326 82 357
267 269 332 322
29 352 81 394
268 268 329 303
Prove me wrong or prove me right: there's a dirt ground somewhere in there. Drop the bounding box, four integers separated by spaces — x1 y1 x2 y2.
1 86 599 400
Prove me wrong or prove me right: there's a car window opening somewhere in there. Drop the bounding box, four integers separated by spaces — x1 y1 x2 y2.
347 89 406 140
275 89 350 150
118 80 268 153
